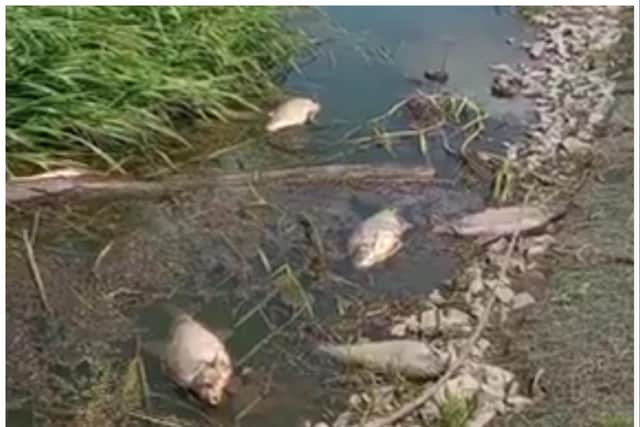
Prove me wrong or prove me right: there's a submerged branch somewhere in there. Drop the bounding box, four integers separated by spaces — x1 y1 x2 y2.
6 164 437 205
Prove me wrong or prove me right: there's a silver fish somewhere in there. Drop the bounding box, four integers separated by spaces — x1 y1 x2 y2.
166 314 233 406
266 97 321 132
348 208 412 270
318 339 447 379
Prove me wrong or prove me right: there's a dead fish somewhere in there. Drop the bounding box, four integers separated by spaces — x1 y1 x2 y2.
433 205 560 237
348 208 412 270
166 314 233 407
266 97 321 132
318 339 447 379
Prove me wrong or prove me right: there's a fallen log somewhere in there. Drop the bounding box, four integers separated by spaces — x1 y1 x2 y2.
6 164 437 205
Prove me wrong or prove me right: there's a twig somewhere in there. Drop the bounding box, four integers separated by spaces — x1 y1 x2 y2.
233 369 275 422
360 293 497 427
233 288 280 329
127 411 185 427
22 229 53 316
236 307 305 368
347 122 445 145
92 240 113 274
29 209 41 246
135 336 152 412
368 98 411 123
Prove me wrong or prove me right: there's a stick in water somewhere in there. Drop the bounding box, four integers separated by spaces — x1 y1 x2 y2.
22 229 53 316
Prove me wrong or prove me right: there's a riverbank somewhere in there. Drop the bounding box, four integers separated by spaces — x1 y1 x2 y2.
505 7 634 426
305 6 634 427
6 6 309 176
5 6 634 427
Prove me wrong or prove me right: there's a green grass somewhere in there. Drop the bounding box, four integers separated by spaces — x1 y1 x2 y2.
439 395 474 427
517 6 547 21
6 6 310 175
599 414 634 427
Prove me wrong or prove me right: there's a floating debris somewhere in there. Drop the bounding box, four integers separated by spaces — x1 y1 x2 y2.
318 339 447 379
348 208 412 270
166 313 233 406
265 97 321 132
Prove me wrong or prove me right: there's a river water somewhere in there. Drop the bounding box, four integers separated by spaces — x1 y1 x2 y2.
7 6 533 427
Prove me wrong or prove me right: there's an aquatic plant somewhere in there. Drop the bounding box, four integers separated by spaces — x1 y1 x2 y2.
6 6 309 175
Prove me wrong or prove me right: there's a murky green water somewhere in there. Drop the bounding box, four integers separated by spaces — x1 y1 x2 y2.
7 6 533 427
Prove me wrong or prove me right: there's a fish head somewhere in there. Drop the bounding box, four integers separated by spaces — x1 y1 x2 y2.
351 240 391 270
306 100 321 120
352 245 377 270
351 229 404 270
192 361 232 406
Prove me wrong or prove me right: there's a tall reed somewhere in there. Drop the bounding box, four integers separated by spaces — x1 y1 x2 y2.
6 6 309 174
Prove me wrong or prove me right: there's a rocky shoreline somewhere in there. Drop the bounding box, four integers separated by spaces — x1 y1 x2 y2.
310 6 628 427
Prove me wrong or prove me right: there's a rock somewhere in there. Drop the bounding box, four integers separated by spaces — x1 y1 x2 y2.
419 401 440 423
332 412 352 427
476 338 491 354
524 234 556 257
318 339 447 379
470 297 486 319
482 364 514 393
468 270 485 295
491 74 521 98
561 136 592 155
390 322 408 337
349 393 363 408
480 382 506 404
428 289 447 305
487 238 508 254
266 97 321 132
436 373 481 404
348 208 412 270
512 292 536 310
588 111 605 125
529 40 546 59
420 309 438 335
506 394 534 412
390 314 419 337
489 63 520 76
468 406 496 427
495 285 515 304
440 308 473 334
506 37 516 46
576 129 594 141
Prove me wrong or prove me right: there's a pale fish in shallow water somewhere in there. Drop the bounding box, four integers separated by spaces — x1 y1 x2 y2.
266 97 321 132
318 339 447 379
348 208 412 270
166 314 233 407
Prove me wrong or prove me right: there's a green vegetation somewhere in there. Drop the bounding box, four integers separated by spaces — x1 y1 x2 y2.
517 6 547 21
6 6 310 175
599 414 634 427
438 395 474 427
